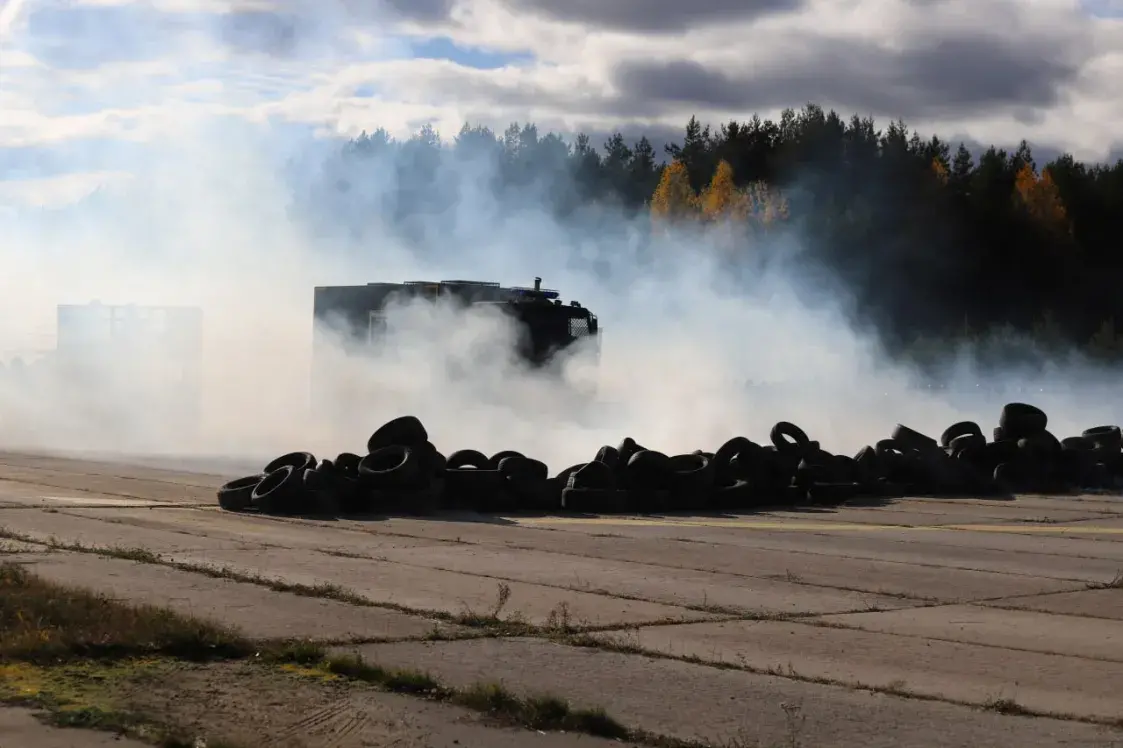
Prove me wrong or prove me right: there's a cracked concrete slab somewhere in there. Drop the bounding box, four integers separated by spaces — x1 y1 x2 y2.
159 547 718 628
521 519 1123 580
4 453 1123 748
816 603 1123 661
8 551 462 641
592 618 1122 721
335 637 1123 748
367 543 912 615
987 588 1123 620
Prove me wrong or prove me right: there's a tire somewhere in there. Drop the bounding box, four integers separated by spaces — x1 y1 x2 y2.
711 479 754 510
667 453 715 509
498 456 549 482
500 457 551 510
594 445 620 469
367 416 429 453
1082 426 1122 451
264 452 316 475
217 475 261 512
625 450 673 490
940 421 983 448
999 403 1047 437
562 488 630 513
616 437 645 466
447 449 490 470
891 424 938 452
874 439 904 459
420 443 447 475
358 446 423 490
554 460 588 482
714 437 754 483
568 460 615 490
770 422 809 453
807 482 859 505
335 452 362 477
252 465 304 514
948 433 985 456
1062 436 1095 451
490 450 524 466
445 468 503 511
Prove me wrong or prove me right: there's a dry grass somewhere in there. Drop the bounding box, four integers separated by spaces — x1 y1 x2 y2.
321 652 630 740
0 562 253 664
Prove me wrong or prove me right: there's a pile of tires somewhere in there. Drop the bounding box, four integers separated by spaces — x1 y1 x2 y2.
215 405 1123 516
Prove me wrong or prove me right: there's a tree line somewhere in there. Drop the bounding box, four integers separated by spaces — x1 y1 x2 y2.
313 104 1123 369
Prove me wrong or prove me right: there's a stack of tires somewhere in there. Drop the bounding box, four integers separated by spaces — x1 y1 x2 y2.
215 405 1123 516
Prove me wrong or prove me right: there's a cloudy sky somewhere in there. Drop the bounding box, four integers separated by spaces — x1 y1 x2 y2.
0 0 1120 209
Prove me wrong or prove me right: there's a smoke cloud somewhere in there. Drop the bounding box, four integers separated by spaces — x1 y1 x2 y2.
0 0 1118 475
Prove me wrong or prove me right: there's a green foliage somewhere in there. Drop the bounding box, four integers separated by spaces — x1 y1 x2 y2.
324 105 1123 362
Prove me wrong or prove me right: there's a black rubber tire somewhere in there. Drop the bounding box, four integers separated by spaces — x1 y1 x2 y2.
500 457 550 510
668 453 714 488
770 422 809 453
252 465 305 514
999 403 1047 437
444 468 504 511
562 488 629 513
668 454 715 508
420 443 447 475
807 482 860 505
594 445 620 469
554 463 586 485
447 449 491 470
853 445 882 481
302 466 329 491
616 437 645 466
940 421 983 448
490 450 524 466
711 479 754 509
568 460 615 490
217 475 261 512
948 433 985 456
358 446 423 490
891 424 938 452
874 439 904 459
625 450 673 490
264 452 316 475
1083 426 1122 451
1062 436 1095 451
335 452 362 477
367 416 429 453
498 456 549 482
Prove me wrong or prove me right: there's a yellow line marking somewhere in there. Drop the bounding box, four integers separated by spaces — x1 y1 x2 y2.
511 517 1123 534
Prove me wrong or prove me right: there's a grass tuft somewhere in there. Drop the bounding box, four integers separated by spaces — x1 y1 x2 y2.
0 562 252 664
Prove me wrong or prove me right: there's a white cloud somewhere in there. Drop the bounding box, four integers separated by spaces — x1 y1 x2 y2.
0 0 1120 209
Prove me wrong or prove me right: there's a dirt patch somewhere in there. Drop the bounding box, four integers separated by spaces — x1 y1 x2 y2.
0 706 154 748
7 659 633 748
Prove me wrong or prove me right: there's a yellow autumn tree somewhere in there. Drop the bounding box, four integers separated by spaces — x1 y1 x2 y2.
700 160 745 221
930 157 949 186
1015 164 1069 232
650 159 698 223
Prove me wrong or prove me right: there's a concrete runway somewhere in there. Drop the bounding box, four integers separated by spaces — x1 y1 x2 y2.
2 450 1123 747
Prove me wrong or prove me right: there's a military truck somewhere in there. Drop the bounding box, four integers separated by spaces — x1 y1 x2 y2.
310 277 600 401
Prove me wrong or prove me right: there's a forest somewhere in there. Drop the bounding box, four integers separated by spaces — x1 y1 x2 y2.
310 103 1123 370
